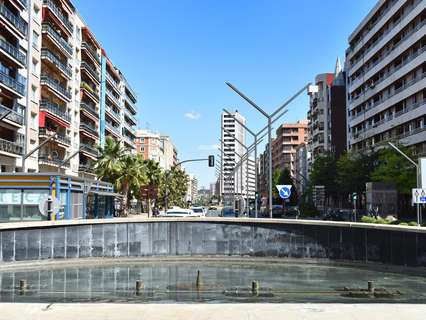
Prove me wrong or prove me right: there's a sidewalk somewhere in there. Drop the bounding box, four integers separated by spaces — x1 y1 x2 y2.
1 303 425 320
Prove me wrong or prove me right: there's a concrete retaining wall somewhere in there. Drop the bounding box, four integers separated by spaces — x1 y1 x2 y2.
0 218 426 267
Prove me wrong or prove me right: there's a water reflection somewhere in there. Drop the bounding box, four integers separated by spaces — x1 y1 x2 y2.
0 261 425 303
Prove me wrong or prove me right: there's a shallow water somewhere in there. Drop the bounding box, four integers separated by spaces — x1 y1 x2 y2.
0 261 425 303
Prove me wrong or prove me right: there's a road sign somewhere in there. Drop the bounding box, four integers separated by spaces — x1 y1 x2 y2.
412 188 426 204
39 195 61 217
276 185 292 200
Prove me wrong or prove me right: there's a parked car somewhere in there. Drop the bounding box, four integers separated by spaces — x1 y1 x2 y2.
159 207 200 217
190 206 206 217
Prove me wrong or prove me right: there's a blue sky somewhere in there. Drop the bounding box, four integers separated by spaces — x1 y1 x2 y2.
74 0 374 188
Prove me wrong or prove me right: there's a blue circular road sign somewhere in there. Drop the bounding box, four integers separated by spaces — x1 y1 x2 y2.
279 186 291 199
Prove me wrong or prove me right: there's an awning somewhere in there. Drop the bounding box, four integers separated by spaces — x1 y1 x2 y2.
89 191 123 197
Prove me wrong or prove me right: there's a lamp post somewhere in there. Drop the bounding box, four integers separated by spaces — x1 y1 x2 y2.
226 82 311 218
223 108 288 218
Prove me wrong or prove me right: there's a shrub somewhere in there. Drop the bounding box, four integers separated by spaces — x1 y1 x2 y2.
408 221 418 226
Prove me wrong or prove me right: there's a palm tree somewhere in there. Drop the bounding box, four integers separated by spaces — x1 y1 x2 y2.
141 159 163 215
94 136 125 183
115 154 148 216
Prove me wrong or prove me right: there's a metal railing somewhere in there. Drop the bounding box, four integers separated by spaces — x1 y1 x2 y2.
42 0 73 32
79 164 94 173
80 81 99 101
0 137 23 155
105 104 120 120
351 71 426 122
124 109 137 124
80 102 99 118
41 48 72 78
106 89 120 106
40 74 71 99
38 155 68 167
0 103 24 125
350 45 426 109
40 99 71 122
80 122 99 136
81 42 100 63
80 143 98 156
41 23 72 56
106 72 120 90
81 61 100 82
0 4 27 35
39 128 71 145
0 71 25 95
105 122 120 135
0 38 26 65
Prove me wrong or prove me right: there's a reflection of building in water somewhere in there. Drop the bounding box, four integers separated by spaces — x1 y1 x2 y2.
0 173 118 222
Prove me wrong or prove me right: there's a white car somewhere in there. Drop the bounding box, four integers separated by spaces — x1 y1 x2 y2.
159 207 199 217
190 206 206 217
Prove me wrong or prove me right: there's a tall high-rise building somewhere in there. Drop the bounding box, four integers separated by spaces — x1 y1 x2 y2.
220 111 255 207
307 58 347 165
0 0 138 175
346 0 426 153
271 120 308 177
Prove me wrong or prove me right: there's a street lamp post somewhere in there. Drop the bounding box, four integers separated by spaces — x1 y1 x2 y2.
226 82 311 218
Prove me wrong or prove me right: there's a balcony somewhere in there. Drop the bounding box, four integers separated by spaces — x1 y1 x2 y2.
106 72 120 91
124 96 137 113
105 122 120 136
80 122 99 137
80 143 98 157
79 163 95 174
124 110 137 125
105 104 120 121
81 42 100 64
42 0 73 33
0 137 23 155
41 74 71 101
106 89 120 106
38 155 68 168
0 71 25 96
14 0 27 9
40 99 71 123
81 61 100 82
0 38 26 66
0 4 28 36
39 128 71 145
41 23 73 57
0 103 24 126
41 48 72 78
80 102 99 119
80 81 99 102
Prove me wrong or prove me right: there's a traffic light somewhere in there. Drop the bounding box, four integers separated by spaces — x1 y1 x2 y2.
208 155 215 167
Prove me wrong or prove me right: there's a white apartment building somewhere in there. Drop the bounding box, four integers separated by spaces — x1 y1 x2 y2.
185 174 198 203
220 111 255 208
0 0 138 175
346 0 426 153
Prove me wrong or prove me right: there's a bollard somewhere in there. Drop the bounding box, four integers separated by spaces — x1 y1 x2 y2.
136 280 144 295
196 270 203 290
251 281 259 295
367 281 374 293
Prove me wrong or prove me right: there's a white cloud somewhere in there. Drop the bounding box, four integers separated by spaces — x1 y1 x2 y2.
198 144 220 151
184 111 201 120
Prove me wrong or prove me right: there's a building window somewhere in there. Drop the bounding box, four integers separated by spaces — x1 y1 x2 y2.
31 59 38 75
31 85 37 102
30 113 37 128
32 31 39 49
33 4 40 22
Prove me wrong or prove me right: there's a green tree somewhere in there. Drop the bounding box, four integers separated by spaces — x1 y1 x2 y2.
139 159 163 214
371 146 416 195
309 152 338 204
158 168 189 208
94 136 125 184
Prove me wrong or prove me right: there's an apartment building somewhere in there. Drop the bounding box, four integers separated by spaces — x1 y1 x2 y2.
220 111 255 207
135 129 178 170
185 174 198 203
271 120 308 177
295 143 309 196
346 0 426 153
0 0 138 175
1 0 33 172
307 59 347 166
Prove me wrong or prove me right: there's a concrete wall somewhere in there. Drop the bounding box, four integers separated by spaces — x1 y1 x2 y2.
0 219 426 267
